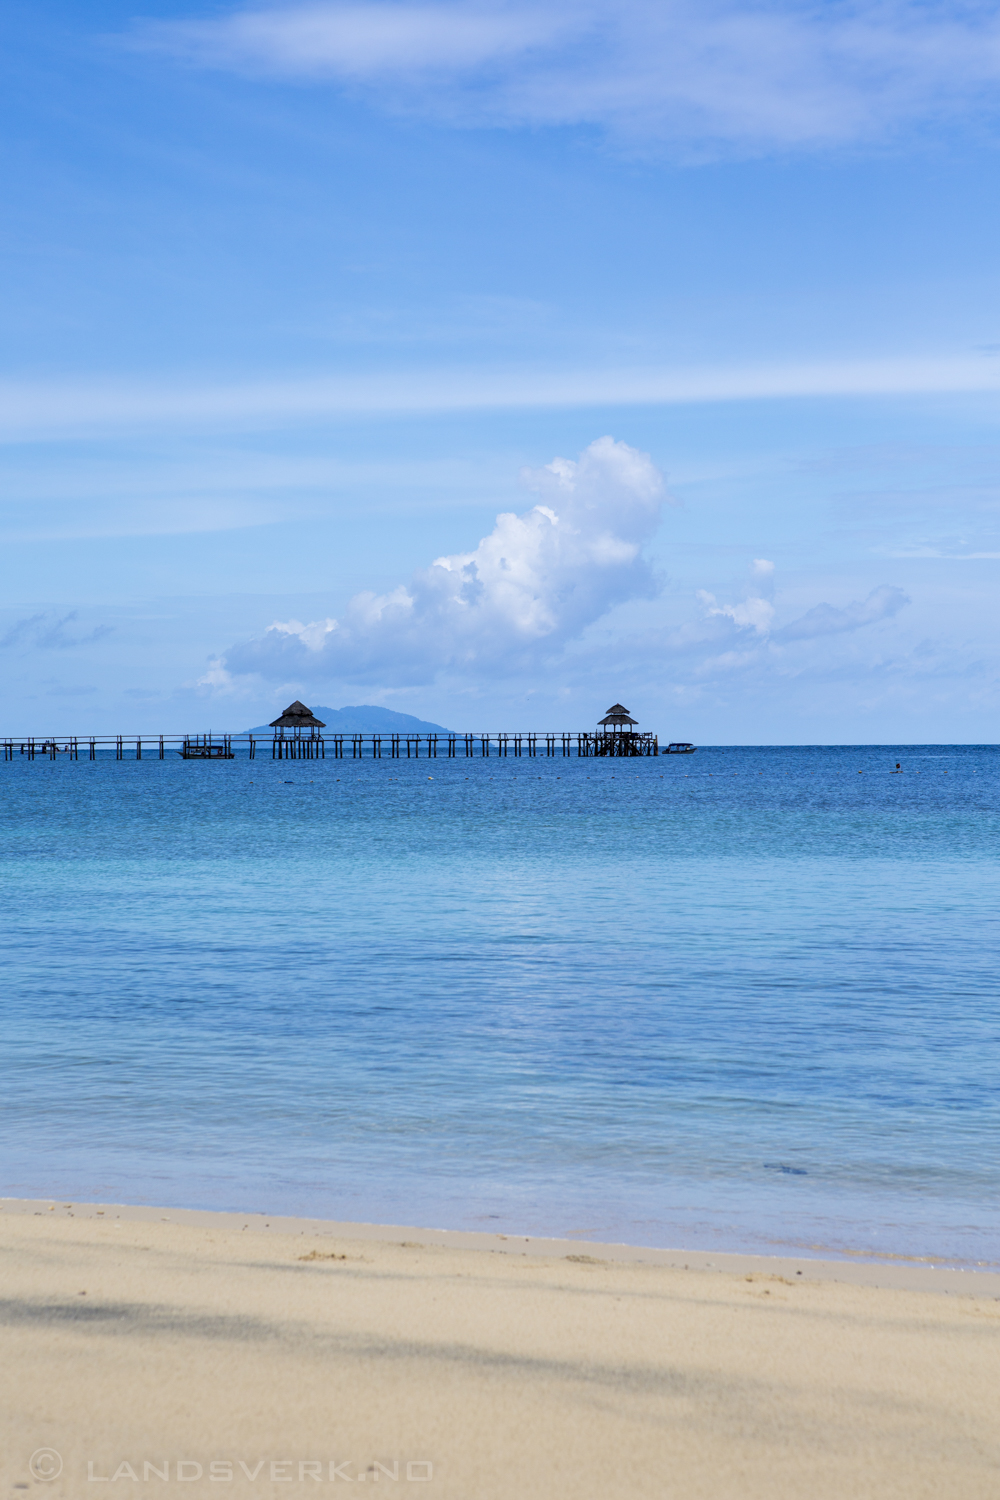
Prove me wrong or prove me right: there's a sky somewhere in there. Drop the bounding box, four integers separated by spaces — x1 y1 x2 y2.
4 0 1000 741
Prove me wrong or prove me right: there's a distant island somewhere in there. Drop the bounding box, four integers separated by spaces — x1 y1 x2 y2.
244 704 455 735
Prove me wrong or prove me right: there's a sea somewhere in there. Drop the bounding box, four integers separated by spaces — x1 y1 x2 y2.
2 743 998 1268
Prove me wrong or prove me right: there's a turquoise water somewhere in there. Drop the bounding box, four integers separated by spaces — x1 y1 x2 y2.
2 745 998 1266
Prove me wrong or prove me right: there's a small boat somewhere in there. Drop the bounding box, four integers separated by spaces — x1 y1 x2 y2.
664 742 696 754
178 738 234 760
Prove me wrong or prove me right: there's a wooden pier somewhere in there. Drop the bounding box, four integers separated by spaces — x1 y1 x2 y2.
2 700 675 764
2 730 660 762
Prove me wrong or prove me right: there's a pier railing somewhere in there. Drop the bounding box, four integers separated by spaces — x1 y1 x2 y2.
3 731 659 762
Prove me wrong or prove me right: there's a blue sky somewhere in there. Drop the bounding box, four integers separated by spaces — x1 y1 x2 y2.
4 0 1000 740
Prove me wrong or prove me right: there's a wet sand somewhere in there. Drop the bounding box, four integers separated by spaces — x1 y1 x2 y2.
2 1198 998 1499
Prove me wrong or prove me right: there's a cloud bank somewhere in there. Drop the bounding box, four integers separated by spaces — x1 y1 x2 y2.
699 578 909 646
224 436 667 686
136 0 1000 152
775 584 910 641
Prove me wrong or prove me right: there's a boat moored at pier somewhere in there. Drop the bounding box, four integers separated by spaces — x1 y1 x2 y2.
179 736 235 760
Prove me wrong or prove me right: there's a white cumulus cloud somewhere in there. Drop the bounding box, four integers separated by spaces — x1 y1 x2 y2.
224 436 667 687
698 590 776 634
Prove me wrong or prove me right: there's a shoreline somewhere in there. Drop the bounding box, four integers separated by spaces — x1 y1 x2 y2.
4 1195 998 1296
4 1193 999 1497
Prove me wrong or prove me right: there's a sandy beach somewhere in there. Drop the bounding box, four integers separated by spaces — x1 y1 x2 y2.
1 1200 998 1499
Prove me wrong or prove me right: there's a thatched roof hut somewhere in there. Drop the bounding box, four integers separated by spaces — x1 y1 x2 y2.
598 702 638 730
269 700 327 731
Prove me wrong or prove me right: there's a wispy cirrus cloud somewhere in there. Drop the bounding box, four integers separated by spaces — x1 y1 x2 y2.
5 353 1000 440
141 3 570 77
0 612 114 651
132 0 1000 153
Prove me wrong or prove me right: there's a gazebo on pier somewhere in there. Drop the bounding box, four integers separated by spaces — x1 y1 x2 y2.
593 702 656 757
269 700 326 759
598 702 639 734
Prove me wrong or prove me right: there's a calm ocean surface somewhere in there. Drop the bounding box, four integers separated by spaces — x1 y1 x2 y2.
2 744 998 1266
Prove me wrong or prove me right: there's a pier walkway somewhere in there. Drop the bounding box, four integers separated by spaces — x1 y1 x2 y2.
3 731 660 762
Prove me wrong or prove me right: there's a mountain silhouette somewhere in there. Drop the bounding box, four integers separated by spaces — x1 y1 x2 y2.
245 704 454 735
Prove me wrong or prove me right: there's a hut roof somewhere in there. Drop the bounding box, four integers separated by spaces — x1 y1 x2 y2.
269 699 327 729
598 702 638 728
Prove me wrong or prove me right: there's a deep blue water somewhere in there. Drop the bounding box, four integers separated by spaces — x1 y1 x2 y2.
2 744 998 1266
